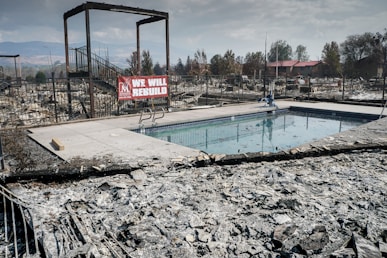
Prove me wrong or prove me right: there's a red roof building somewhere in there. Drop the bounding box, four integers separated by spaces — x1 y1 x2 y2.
293 61 322 76
266 60 323 77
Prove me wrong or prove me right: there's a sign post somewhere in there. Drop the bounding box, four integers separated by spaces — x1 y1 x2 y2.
117 75 168 101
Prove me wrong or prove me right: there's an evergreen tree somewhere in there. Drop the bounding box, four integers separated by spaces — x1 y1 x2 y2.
59 70 64 79
26 75 34 82
141 50 153 76
174 58 185 75
153 62 163 75
322 41 341 77
210 54 223 75
126 51 139 75
184 56 193 75
35 71 46 84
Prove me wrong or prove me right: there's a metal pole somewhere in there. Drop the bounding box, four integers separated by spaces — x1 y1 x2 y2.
342 76 345 100
383 76 386 101
383 46 386 101
206 75 209 105
285 72 287 97
264 33 267 97
136 23 141 75
19 204 30 256
0 134 5 171
13 56 17 82
85 8 95 118
11 202 18 258
52 72 58 123
64 15 73 118
276 43 278 79
165 16 171 108
3 194 8 257
18 56 21 84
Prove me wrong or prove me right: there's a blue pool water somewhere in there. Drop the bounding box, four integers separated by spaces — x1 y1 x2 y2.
136 110 371 154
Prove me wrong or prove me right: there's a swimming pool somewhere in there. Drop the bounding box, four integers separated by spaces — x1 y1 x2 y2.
135 110 372 154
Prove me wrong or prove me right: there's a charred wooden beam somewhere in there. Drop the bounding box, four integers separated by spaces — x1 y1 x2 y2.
64 2 168 20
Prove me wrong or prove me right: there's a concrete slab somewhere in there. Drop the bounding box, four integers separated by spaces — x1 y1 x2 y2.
28 101 386 163
29 126 202 162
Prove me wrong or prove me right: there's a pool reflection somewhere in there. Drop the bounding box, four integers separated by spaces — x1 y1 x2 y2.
141 111 368 154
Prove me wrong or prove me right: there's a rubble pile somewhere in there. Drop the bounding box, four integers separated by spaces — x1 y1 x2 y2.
0 81 117 127
7 147 387 257
2 113 387 257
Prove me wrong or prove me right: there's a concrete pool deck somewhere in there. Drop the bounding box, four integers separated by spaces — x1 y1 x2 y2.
28 100 386 163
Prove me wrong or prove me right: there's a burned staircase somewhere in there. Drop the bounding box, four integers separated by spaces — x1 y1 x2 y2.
68 46 127 92
67 46 129 118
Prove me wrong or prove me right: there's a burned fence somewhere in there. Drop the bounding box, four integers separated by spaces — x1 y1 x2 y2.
0 75 384 129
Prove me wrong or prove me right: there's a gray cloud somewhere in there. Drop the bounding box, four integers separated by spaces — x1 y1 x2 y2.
0 0 386 63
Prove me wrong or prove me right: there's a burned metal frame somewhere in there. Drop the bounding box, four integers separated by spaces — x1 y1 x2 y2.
63 1 170 118
0 55 21 83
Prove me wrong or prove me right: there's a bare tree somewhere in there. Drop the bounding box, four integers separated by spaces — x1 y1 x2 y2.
340 32 375 77
243 51 265 76
223 49 236 75
193 49 208 76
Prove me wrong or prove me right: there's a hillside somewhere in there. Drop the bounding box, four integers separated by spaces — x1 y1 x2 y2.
0 40 183 68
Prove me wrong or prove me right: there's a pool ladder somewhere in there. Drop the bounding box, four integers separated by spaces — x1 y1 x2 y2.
139 107 165 126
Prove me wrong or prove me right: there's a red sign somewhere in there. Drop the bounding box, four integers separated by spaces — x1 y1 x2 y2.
117 75 168 101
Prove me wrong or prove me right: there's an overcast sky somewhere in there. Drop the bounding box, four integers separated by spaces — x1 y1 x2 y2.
1 0 386 64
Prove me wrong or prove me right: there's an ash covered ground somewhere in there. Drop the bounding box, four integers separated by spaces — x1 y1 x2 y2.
2 116 387 257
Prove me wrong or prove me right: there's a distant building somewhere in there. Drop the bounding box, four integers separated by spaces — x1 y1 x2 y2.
266 60 323 77
293 61 323 77
353 56 381 79
266 60 299 77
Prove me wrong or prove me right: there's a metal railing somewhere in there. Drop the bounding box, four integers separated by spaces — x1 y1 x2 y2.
0 184 42 257
68 46 126 88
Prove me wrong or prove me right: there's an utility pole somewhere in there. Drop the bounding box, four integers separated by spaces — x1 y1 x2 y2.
0 135 4 170
383 44 386 101
374 31 386 101
276 42 278 80
263 33 267 97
